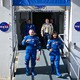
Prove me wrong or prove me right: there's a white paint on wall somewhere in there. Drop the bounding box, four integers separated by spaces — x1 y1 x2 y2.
0 3 13 79
69 0 80 79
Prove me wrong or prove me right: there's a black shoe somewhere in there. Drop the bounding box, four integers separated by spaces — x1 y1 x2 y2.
51 71 55 75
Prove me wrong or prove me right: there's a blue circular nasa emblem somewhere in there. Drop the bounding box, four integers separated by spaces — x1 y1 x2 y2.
74 22 80 31
0 22 9 32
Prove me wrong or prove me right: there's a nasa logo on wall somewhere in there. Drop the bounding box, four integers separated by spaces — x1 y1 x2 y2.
74 22 80 31
0 22 10 32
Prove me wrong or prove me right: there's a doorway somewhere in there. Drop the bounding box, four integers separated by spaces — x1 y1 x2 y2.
33 12 64 45
15 12 64 50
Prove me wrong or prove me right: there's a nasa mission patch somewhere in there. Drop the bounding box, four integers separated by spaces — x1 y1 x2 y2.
0 22 9 32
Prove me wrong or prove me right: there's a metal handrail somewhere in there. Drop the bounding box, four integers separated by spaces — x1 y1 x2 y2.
58 34 70 52
59 34 80 65
10 34 18 80
59 34 80 79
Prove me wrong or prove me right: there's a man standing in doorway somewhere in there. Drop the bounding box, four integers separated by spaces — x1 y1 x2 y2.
41 18 53 48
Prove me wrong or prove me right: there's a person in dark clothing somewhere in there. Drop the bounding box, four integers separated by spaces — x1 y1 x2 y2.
20 19 27 39
24 19 36 36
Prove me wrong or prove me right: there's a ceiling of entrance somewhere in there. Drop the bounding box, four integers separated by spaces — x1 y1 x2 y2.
15 6 66 12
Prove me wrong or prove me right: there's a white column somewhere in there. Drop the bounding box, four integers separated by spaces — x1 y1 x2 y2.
0 0 3 6
64 7 70 52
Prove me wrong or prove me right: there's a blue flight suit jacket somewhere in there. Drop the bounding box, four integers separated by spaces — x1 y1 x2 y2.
47 38 63 56
22 35 41 50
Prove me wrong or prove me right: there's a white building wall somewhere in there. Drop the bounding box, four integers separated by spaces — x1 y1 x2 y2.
69 0 80 43
0 0 13 79
3 0 10 9
69 0 80 79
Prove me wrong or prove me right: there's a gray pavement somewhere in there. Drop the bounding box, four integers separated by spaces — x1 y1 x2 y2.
14 49 71 80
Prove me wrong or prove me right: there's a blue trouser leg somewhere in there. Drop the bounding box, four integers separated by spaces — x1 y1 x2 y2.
55 55 61 76
50 54 55 74
51 60 54 73
55 60 60 75
25 60 29 74
31 59 36 72
25 50 30 75
50 53 61 76
31 59 36 76
55 54 60 76
31 50 36 75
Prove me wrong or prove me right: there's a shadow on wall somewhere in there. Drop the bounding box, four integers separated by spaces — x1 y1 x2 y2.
69 42 80 65
3 0 11 10
75 45 80 52
72 0 80 7
71 50 80 64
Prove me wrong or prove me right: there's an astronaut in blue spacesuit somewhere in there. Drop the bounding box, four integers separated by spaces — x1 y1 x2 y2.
22 29 41 76
24 19 36 36
47 31 63 77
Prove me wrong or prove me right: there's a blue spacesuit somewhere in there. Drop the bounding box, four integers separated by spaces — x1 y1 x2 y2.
22 35 41 76
47 38 63 77
24 24 36 36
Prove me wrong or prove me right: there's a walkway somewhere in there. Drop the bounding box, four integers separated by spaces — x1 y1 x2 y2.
14 49 70 80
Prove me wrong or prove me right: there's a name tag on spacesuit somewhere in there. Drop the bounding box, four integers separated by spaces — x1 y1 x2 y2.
52 42 58 45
